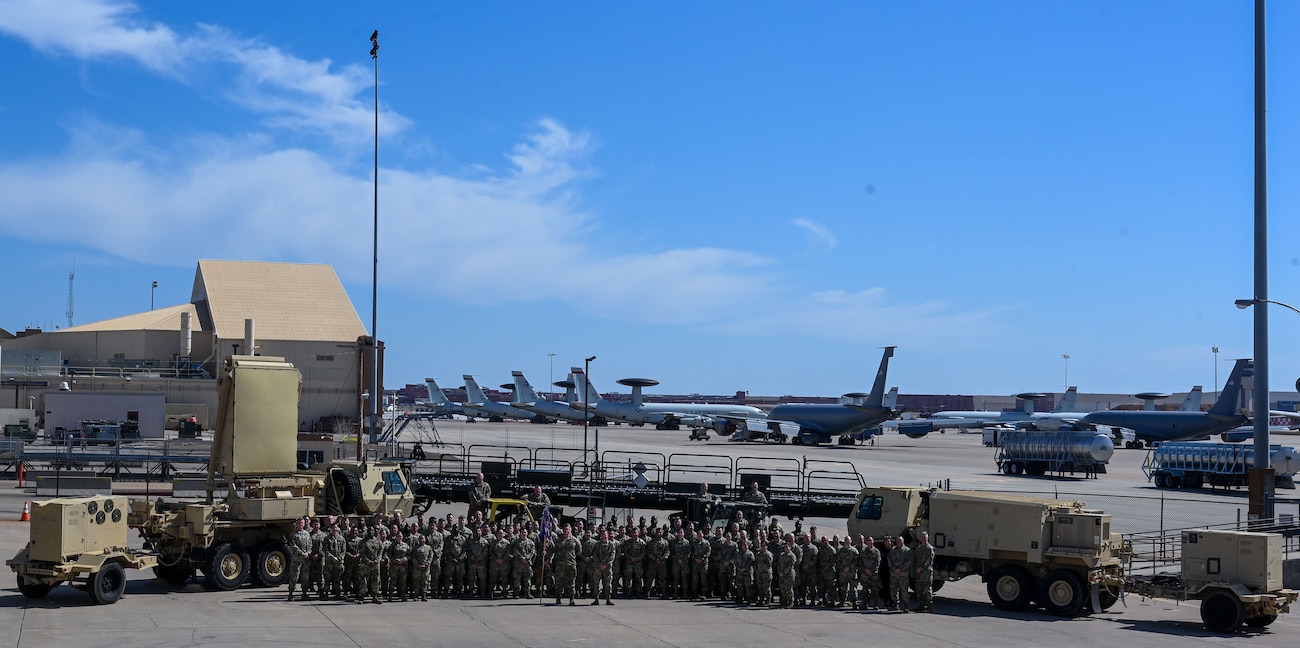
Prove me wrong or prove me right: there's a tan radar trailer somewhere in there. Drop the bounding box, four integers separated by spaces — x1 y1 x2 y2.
847 486 1296 632
9 356 416 602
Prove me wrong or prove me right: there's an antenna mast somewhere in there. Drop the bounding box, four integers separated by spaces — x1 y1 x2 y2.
65 265 75 328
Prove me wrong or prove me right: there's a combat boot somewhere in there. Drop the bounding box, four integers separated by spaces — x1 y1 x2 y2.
286 588 295 602
371 595 384 604
605 598 614 606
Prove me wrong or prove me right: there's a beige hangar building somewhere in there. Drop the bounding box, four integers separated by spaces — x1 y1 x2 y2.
0 260 382 436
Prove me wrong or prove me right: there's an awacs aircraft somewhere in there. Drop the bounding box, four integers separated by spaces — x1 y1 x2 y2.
1081 359 1251 448
509 370 604 425
714 346 901 446
569 369 765 431
462 375 547 423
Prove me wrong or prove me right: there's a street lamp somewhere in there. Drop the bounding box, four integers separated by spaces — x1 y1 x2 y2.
1061 354 1070 390
547 353 556 400
583 355 596 471
151 281 158 310
1212 346 1220 402
1234 297 1290 520
367 29 381 447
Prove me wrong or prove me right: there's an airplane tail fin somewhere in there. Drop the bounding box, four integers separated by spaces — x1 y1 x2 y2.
424 378 453 407
883 387 899 410
571 367 603 406
865 346 896 407
1209 360 1251 417
1180 386 1204 412
463 374 489 404
512 371 541 404
1054 387 1077 413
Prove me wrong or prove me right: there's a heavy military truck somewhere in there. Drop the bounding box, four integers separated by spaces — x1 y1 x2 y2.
129 355 417 590
10 356 417 602
8 495 158 604
847 486 1129 617
1126 529 1296 633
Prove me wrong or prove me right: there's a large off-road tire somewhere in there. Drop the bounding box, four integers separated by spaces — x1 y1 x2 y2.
153 562 193 586
1038 569 1086 616
16 575 53 599
986 565 1033 612
204 542 250 591
327 470 364 515
90 562 127 605
1200 590 1245 633
252 540 290 587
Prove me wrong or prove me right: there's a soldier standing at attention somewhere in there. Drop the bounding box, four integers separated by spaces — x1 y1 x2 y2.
488 527 512 599
388 531 411 601
466 526 489 598
742 481 769 505
777 535 798 608
321 524 347 600
817 536 838 607
443 520 467 597
468 472 492 518
552 525 581 605
593 529 617 605
647 527 670 598
358 528 385 604
670 529 691 599
754 538 774 606
858 535 882 610
287 519 313 602
718 531 738 601
411 534 433 601
511 525 537 599
733 539 755 605
690 526 712 600
344 528 363 599
914 531 936 613
623 527 647 598
836 535 860 607
308 518 326 594
887 535 913 612
426 519 445 598
797 533 818 606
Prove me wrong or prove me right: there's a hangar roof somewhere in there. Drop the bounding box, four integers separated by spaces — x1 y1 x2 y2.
60 303 200 333
192 260 366 342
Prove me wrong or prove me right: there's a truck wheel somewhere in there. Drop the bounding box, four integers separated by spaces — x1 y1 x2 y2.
252 540 291 587
986 565 1033 612
328 470 364 515
90 562 127 605
204 542 250 591
154 562 192 586
1038 569 1086 616
17 575 53 599
1200 590 1245 633
1094 583 1120 611
1245 614 1277 627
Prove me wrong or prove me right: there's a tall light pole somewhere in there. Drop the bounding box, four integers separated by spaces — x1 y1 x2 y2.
1212 346 1220 402
583 355 596 470
367 29 381 446
547 353 556 400
1061 354 1070 390
150 281 157 310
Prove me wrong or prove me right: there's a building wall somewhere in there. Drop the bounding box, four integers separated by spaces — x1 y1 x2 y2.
43 391 166 438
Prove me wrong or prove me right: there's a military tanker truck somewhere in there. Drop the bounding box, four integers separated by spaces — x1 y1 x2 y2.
847 486 1129 616
11 355 417 601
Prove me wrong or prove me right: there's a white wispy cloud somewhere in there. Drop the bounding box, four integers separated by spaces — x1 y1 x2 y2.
793 217 836 250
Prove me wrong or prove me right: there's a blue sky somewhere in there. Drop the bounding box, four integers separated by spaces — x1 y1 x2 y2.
2 1 1299 398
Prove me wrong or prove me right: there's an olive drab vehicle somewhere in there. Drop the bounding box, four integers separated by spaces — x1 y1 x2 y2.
130 355 416 591
847 486 1130 617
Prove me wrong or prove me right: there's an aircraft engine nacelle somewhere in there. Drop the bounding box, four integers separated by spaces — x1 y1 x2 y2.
897 422 933 439
712 419 738 437
1221 429 1253 443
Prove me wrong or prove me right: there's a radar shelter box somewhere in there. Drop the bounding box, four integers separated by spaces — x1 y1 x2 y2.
1182 529 1282 592
29 496 129 563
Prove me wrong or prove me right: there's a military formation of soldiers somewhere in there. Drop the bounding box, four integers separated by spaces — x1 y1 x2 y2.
281 482 937 612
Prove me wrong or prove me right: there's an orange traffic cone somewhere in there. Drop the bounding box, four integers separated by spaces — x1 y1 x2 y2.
20 501 31 522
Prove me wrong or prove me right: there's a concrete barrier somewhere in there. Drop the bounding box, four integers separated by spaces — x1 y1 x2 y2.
35 475 112 497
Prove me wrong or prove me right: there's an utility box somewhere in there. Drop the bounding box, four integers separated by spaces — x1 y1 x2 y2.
28 496 129 562
229 496 313 521
1052 511 1110 549
1182 529 1282 592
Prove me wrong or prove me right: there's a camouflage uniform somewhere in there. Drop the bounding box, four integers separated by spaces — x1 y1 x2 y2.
388 534 411 600
468 479 492 518
426 525 444 597
836 539 859 606
552 531 582 604
489 531 513 598
466 530 489 598
593 535 617 604
706 530 725 597
511 531 537 598
887 541 913 611
816 538 838 606
287 525 314 601
321 528 347 600
777 544 798 608
622 531 647 597
797 537 819 606
443 526 467 596
669 531 691 599
358 533 385 604
647 530 670 597
308 523 326 593
412 537 433 601
690 531 711 599
579 532 598 597
754 544 774 605
913 539 936 613
344 530 363 598
858 540 882 609
733 543 755 604
718 534 738 601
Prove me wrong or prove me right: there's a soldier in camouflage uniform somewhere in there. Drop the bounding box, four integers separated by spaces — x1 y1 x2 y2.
669 529 691 599
443 521 467 597
307 519 325 594
468 472 492 518
287 519 313 602
577 528 597 598
647 527 670 598
777 537 797 608
887 535 912 612
321 524 347 600
858 535 882 610
817 536 838 606
797 533 818 606
733 539 755 604
344 528 363 599
622 527 646 597
488 527 513 599
753 538 774 606
412 534 433 601
511 525 537 598
388 532 411 601
426 520 445 598
718 531 738 601
592 529 617 605
913 531 936 613
706 528 724 597
552 525 581 605
466 526 489 598
836 535 859 607
358 528 385 604
690 528 711 600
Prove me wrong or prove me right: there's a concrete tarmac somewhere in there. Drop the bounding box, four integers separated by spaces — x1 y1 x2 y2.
1 423 1296 647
